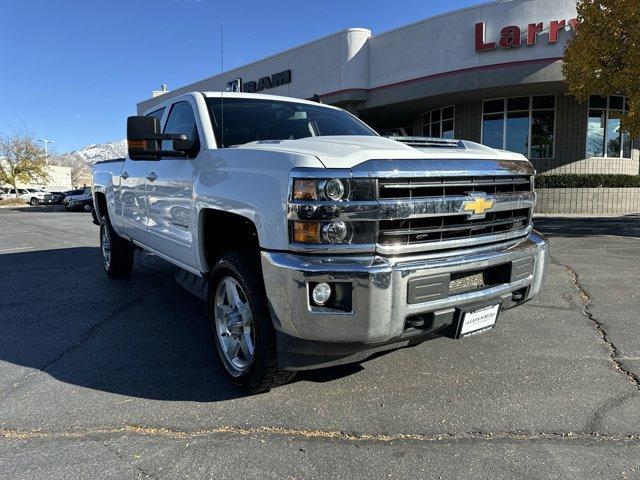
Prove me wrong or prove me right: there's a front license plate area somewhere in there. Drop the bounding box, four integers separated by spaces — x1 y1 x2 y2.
457 304 500 338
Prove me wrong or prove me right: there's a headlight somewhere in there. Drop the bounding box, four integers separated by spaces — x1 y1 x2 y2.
289 173 376 248
323 220 350 244
292 178 374 202
324 179 346 201
291 220 374 245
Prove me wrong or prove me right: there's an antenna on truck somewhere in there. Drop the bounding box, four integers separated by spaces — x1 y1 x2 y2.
220 24 225 148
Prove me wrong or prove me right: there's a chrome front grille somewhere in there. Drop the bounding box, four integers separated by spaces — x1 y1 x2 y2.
378 176 532 200
378 208 531 245
376 175 534 254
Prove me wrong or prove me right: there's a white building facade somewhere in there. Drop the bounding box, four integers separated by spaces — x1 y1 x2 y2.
138 0 638 176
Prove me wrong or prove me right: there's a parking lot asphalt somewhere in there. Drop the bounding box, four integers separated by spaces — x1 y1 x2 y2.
1 206 639 479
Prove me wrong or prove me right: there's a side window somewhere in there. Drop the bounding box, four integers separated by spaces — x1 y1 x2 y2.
162 101 200 155
146 107 165 121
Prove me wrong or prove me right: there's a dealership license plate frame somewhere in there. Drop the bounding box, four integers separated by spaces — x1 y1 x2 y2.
455 303 501 338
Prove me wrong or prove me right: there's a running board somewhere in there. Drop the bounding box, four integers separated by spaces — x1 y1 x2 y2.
175 268 208 301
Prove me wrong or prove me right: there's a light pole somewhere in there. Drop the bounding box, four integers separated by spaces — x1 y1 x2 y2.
37 139 55 160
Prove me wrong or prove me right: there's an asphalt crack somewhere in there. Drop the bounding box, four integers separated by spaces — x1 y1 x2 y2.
1 425 640 446
550 255 640 391
102 441 159 479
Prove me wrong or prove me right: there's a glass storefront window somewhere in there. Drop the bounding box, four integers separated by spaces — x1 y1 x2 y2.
482 95 555 159
423 106 455 138
482 113 504 149
531 110 555 158
586 96 632 158
586 109 605 157
505 111 529 156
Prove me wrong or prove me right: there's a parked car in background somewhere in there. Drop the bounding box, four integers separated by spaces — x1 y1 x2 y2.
3 188 51 206
48 191 66 205
0 187 8 200
63 188 93 211
25 188 55 206
62 189 86 198
4 188 28 201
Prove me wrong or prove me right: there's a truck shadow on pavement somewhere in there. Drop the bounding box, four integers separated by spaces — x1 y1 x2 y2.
1 205 69 213
0 247 360 402
535 214 640 238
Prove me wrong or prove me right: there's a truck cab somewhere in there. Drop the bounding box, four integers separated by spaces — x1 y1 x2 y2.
92 92 548 393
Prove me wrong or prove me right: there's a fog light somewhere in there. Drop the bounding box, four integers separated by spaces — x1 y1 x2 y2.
312 282 332 305
323 220 349 244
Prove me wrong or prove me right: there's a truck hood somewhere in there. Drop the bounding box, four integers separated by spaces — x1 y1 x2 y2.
236 135 530 169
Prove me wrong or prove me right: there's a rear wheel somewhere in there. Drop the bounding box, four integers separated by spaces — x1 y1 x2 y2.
100 215 134 277
30 198 39 206
209 252 295 393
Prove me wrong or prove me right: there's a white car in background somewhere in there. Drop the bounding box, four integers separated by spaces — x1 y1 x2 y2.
3 188 50 206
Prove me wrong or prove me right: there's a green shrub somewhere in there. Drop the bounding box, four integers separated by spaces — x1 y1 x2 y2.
536 174 640 188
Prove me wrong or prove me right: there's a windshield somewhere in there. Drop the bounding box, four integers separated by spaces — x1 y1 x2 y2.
206 98 376 147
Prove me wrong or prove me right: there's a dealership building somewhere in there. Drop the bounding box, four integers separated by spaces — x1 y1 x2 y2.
139 0 638 179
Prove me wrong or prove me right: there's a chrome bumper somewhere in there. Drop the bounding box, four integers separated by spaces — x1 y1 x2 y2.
261 231 548 344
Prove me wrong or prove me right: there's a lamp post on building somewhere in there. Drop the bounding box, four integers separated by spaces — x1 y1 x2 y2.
37 139 55 162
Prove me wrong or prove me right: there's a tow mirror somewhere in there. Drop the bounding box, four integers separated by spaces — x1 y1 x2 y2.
127 116 161 160
127 116 188 160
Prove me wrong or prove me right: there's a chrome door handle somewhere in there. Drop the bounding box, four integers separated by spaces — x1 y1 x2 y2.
120 171 129 179
146 172 158 182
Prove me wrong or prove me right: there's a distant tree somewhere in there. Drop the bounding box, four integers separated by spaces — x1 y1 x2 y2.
0 129 48 197
49 153 90 187
563 0 640 136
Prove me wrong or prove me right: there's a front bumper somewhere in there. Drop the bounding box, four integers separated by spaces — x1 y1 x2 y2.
261 231 548 369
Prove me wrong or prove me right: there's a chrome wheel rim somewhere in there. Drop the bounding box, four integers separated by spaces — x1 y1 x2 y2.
214 276 255 374
101 226 111 270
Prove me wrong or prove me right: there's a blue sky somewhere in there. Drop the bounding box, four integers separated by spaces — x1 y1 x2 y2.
0 0 484 153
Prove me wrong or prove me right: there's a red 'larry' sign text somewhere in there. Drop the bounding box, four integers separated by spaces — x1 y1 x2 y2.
475 19 579 52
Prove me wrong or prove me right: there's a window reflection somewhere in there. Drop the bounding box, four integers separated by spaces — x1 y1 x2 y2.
422 106 455 138
586 110 605 157
481 96 555 159
586 96 631 158
505 112 529 156
482 113 504 149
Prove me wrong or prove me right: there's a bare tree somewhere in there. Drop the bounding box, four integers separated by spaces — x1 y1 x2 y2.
0 128 48 197
49 152 90 187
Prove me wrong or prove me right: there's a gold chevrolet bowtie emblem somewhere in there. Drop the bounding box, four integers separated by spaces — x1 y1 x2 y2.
462 196 494 215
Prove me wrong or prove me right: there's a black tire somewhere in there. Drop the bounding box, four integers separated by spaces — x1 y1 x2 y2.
30 198 39 206
208 252 295 393
100 214 134 278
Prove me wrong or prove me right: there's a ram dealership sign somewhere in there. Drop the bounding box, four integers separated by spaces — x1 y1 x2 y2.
226 70 292 93
475 18 578 52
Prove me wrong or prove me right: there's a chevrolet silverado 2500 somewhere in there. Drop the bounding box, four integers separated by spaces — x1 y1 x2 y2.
92 92 548 393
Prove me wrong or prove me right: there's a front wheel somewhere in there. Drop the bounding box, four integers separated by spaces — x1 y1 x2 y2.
209 252 295 393
30 198 39 206
100 215 134 277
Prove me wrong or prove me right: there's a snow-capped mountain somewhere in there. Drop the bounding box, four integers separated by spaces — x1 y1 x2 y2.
62 139 127 164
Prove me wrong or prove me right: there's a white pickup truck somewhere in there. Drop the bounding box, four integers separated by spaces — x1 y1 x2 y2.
92 92 548 393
